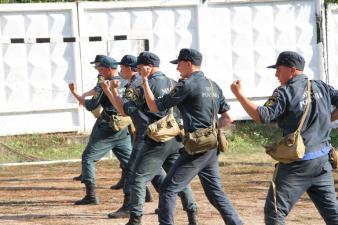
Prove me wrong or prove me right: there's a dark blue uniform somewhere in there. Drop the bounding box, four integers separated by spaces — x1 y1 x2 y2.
258 74 338 225
156 71 243 225
81 75 132 196
84 74 103 112
123 71 197 218
119 74 165 202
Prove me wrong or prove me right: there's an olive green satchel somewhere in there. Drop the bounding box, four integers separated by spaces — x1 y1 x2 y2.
91 76 104 118
265 80 311 163
183 80 218 155
217 128 230 152
329 147 338 169
109 114 133 132
91 105 103 118
147 79 181 142
147 108 181 142
183 125 218 155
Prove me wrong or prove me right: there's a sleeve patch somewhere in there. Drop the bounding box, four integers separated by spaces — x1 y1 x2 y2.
124 87 139 101
170 81 184 97
264 93 278 107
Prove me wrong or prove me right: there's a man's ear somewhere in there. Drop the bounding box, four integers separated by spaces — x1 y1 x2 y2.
291 67 297 74
187 61 193 68
148 65 154 72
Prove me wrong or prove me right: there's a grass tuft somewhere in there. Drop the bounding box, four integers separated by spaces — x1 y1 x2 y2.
0 122 337 163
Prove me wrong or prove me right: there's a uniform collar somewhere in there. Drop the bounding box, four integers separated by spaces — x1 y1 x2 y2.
187 71 204 80
107 75 123 81
130 74 138 83
148 71 164 80
286 74 307 85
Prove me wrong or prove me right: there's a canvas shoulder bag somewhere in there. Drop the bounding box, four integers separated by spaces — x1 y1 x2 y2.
217 127 230 152
147 79 181 142
183 79 218 155
265 80 311 163
91 105 103 118
329 147 338 169
109 114 133 132
147 107 181 142
91 76 105 118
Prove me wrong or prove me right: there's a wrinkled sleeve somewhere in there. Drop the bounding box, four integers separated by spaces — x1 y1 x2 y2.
123 99 139 116
84 91 102 111
216 83 230 113
94 84 102 93
84 99 98 111
156 80 190 111
257 88 287 123
123 86 144 116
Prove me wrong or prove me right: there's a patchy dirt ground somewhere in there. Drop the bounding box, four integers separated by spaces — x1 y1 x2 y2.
0 154 336 225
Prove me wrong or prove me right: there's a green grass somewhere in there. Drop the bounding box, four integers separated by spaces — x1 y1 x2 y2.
228 121 338 153
331 128 338 147
227 121 281 154
0 133 84 163
0 122 337 163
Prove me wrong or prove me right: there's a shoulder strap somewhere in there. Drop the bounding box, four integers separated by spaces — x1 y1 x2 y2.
297 79 311 132
208 79 217 129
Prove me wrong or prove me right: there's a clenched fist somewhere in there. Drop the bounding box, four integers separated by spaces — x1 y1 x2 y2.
68 83 76 92
230 80 243 96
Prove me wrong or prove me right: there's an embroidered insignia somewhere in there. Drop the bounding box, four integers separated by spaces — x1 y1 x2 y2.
264 92 278 107
170 81 183 96
97 76 104 84
125 87 138 101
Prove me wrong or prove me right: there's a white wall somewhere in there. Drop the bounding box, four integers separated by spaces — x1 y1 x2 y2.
327 4 338 89
0 0 329 135
0 3 82 136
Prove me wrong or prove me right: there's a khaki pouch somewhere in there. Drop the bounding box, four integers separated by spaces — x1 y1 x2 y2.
183 126 218 155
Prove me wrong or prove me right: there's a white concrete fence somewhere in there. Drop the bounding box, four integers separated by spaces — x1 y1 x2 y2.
0 0 336 136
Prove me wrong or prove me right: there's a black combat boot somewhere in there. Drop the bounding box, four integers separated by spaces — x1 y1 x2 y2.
107 195 130 218
187 211 198 225
74 184 99 205
110 170 126 190
73 174 82 181
125 214 142 225
145 186 153 202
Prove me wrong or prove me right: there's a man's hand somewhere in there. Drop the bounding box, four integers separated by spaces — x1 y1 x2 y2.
111 80 121 88
101 80 111 93
230 79 261 123
139 66 152 80
230 80 242 96
68 83 76 93
68 82 85 106
218 111 233 128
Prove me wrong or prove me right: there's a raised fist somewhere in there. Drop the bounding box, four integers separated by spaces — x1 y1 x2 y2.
68 83 76 92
